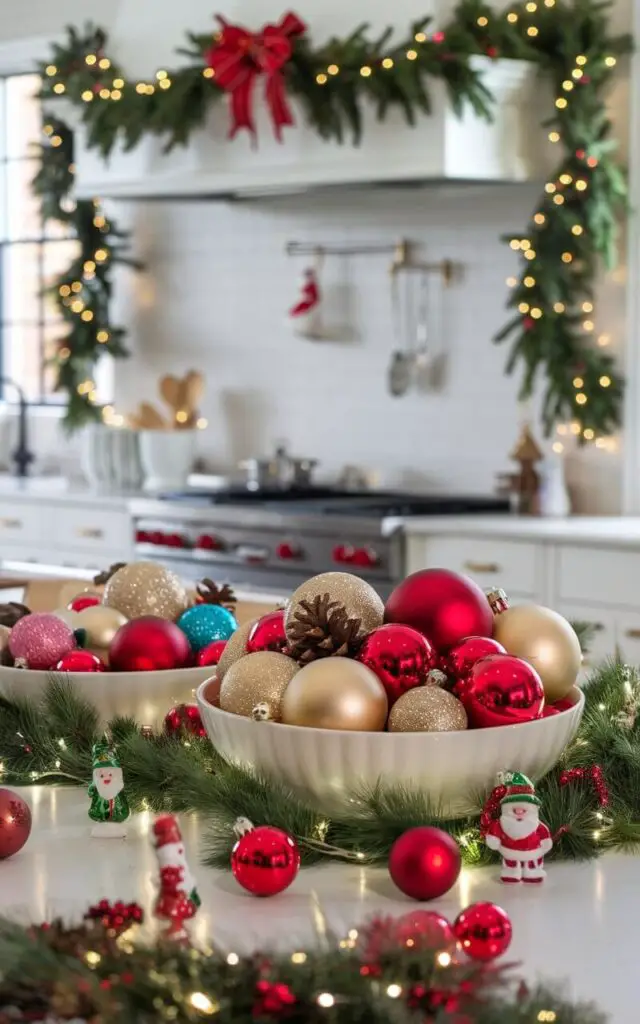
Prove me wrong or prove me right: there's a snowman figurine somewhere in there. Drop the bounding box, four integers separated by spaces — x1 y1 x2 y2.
484 771 552 884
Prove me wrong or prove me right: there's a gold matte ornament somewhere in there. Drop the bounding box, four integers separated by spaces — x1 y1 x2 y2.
75 605 127 656
281 657 388 731
220 651 299 720
492 603 581 703
388 686 468 732
285 572 384 642
217 619 255 680
103 561 188 621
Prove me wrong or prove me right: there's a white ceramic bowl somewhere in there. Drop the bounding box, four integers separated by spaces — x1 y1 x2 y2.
197 682 585 817
0 665 215 729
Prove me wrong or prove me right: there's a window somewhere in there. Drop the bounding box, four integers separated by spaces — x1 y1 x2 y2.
0 73 79 402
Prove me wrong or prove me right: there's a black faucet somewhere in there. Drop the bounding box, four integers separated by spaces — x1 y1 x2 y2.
0 378 35 477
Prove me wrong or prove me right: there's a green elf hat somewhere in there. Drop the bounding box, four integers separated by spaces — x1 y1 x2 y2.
499 770 540 806
91 739 121 771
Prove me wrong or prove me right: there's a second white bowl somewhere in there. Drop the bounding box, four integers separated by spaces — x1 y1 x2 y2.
197 681 584 817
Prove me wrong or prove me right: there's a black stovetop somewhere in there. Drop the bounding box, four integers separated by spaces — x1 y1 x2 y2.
159 487 510 518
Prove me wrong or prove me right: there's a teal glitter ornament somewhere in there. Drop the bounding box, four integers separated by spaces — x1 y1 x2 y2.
178 604 237 652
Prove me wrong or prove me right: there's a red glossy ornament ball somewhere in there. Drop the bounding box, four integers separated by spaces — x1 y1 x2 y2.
163 703 207 738
67 593 101 613
247 611 287 654
460 654 545 728
356 624 436 706
0 788 32 858
394 910 456 952
542 705 560 717
442 636 506 691
109 616 191 672
9 612 76 670
55 650 106 673
197 639 227 667
231 825 300 897
453 902 512 961
389 826 461 901
552 697 574 713
384 569 493 652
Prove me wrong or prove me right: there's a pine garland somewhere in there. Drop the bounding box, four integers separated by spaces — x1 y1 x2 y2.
0 912 607 1024
1 660 639 868
35 2 631 436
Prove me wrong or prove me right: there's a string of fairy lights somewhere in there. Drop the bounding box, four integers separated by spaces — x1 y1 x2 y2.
38 5 625 439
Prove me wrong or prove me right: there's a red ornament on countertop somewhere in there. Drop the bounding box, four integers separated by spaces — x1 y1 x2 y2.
384 568 493 652
0 788 31 859
388 826 461 901
453 902 512 961
109 616 191 672
357 623 436 706
459 654 545 728
164 703 207 739
231 823 300 897
442 636 506 691
67 592 101 613
56 650 106 673
197 639 228 667
247 610 288 654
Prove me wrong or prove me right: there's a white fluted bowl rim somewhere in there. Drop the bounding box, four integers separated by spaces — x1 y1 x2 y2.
197 681 585 817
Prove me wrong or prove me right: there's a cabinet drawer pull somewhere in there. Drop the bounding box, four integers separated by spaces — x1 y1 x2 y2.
0 517 22 528
77 527 104 540
625 628 640 639
463 560 501 574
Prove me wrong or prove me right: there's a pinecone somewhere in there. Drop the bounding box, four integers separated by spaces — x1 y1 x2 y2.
93 561 127 585
0 601 30 628
196 578 236 612
287 593 363 665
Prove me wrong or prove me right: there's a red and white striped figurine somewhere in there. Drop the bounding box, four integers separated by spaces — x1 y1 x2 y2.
484 771 552 884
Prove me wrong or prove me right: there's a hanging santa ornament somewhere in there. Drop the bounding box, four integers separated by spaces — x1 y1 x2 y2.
388 826 461 900
288 254 323 339
152 814 201 939
356 623 437 706
0 788 31 859
482 771 553 884
231 819 300 896
459 653 545 728
246 610 288 654
384 569 493 651
452 902 512 961
488 588 581 703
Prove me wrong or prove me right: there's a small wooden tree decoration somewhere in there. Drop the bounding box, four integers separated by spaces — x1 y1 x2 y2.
497 424 543 515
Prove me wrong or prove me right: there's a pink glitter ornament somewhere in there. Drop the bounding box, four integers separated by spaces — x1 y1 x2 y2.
9 613 76 670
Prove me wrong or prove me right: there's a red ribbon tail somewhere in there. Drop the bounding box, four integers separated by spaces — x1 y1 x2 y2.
229 74 257 139
265 72 294 142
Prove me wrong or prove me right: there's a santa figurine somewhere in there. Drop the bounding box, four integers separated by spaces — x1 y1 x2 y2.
484 771 552 884
87 739 130 838
152 815 201 937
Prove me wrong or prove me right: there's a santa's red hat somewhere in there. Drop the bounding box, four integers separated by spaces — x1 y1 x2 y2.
153 815 182 848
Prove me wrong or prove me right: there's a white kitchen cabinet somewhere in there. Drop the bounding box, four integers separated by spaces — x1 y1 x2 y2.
412 535 541 600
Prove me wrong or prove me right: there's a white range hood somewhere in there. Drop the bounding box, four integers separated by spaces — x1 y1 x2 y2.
72 56 549 201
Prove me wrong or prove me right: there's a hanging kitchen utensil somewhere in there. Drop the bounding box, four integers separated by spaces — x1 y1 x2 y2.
415 271 430 371
388 266 412 397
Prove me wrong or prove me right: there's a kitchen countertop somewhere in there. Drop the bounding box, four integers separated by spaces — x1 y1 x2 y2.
384 514 640 548
0 476 136 509
2 786 633 1022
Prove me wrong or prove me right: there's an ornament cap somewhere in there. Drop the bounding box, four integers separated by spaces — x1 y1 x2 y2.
487 587 509 614
233 816 255 837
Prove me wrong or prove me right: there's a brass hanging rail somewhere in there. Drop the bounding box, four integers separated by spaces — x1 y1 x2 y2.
285 238 455 285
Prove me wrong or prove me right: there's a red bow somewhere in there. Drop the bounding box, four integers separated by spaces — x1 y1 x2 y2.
205 12 306 141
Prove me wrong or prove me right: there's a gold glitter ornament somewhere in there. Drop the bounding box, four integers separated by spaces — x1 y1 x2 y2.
285 572 383 642
217 619 256 680
220 651 299 719
281 657 388 731
75 605 127 661
103 561 188 622
388 687 468 733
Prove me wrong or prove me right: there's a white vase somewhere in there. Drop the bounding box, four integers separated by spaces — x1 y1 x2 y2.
139 430 197 492
81 425 144 491
539 454 571 517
